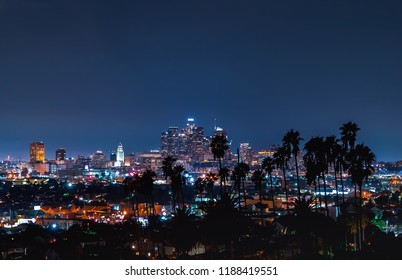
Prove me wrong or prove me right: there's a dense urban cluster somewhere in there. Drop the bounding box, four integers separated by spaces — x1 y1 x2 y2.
1 119 402 260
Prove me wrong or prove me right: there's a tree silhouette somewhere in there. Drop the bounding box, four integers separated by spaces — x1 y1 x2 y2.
273 146 290 212
162 156 176 182
347 143 376 251
262 156 277 226
304 137 328 214
171 165 185 208
162 156 185 210
283 130 303 200
233 162 250 211
340 122 360 151
324 136 342 206
210 134 229 195
251 169 265 223
141 170 156 216
169 206 198 257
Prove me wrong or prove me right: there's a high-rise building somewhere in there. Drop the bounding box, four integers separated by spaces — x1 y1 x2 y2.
115 143 125 167
161 127 179 157
90 151 107 169
239 143 253 165
110 151 117 162
161 118 214 163
55 148 66 161
124 153 137 167
30 142 45 163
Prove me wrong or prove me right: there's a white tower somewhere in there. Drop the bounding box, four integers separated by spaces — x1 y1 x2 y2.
115 143 124 167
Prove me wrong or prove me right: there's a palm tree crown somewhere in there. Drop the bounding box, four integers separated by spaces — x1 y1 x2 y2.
340 122 360 150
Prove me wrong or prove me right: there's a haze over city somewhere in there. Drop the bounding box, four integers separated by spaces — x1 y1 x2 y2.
1 0 402 161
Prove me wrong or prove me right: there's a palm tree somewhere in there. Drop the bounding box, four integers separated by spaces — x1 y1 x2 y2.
218 167 230 193
273 146 289 212
337 142 348 204
195 177 206 202
171 165 185 208
324 136 342 206
282 130 303 200
339 121 360 206
162 156 177 210
162 155 176 182
303 147 320 210
262 156 276 221
304 137 328 215
340 122 360 150
169 206 198 257
141 170 156 216
232 162 250 211
210 134 229 195
123 175 141 218
347 143 376 250
205 172 218 200
251 169 265 223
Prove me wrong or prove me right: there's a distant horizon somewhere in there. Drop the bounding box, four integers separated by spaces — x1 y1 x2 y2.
0 118 400 163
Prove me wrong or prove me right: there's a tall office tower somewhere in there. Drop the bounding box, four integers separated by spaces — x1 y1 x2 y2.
115 143 125 167
191 126 205 161
55 148 66 161
110 151 117 162
179 118 196 155
168 127 179 156
161 131 168 157
239 143 253 165
160 126 179 157
30 142 45 163
90 151 107 169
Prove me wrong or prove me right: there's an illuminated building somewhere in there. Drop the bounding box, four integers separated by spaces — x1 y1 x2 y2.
161 127 179 157
115 143 124 167
55 148 66 162
30 142 45 163
138 150 163 170
90 151 107 169
161 118 211 163
124 153 136 167
239 143 253 165
110 151 117 162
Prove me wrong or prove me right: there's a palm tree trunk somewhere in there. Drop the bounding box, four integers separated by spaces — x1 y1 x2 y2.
270 174 277 231
294 152 301 200
322 173 329 216
242 178 247 211
339 163 345 204
135 194 139 219
218 158 223 196
259 186 263 224
333 162 339 207
237 178 241 210
313 179 318 210
151 194 155 216
282 166 289 213
172 191 176 211
316 178 322 210
181 187 185 208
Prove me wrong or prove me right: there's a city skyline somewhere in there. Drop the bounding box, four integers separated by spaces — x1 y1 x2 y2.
1 1 402 161
0 117 395 163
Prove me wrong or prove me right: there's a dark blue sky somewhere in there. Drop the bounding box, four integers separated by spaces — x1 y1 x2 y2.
1 0 402 161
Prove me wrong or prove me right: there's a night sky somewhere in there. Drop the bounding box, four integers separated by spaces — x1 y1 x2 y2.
1 0 402 162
